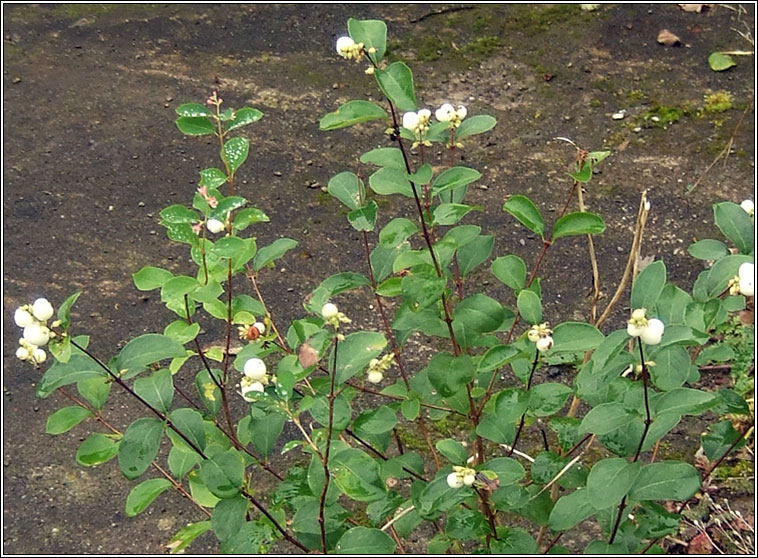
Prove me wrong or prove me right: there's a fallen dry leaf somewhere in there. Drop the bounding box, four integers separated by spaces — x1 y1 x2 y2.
679 3 712 13
658 29 682 46
298 341 320 368
688 532 714 554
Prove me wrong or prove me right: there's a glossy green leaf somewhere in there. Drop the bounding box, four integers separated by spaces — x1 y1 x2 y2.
552 211 606 240
249 409 286 457
688 239 729 261
348 200 378 231
427 353 474 398
629 461 700 501
375 61 416 112
586 458 641 509
176 103 212 117
169 408 207 453
435 439 468 464
432 203 480 226
118 417 164 480
431 167 482 198
56 291 81 331
134 369 174 414
702 420 746 461
517 289 542 325
491 255 527 291
456 114 497 139
328 171 365 210
369 167 413 197
45 406 92 435
233 207 269 231
360 147 405 170
176 116 215 136
503 195 545 237
222 137 249 174
353 406 397 435
528 383 572 416
653 388 717 416
713 201 753 254
199 448 245 499
456 234 495 276
253 238 298 271
631 260 667 311
348 18 387 63
76 433 119 467
77 375 111 410
548 488 596 531
446 508 489 540
37 354 104 398
113 334 187 380
579 403 636 436
333 331 386 384
198 167 227 189
125 478 173 517
551 322 604 353
211 495 248 541
226 107 263 132
332 448 387 502
320 100 388 130
166 521 212 555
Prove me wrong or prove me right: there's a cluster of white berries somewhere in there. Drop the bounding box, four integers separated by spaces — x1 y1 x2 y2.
447 466 477 489
14 298 58 365
740 199 754 217
728 262 754 297
527 322 554 352
240 357 271 401
401 109 431 137
321 302 351 327
435 103 467 127
335 36 368 62
627 309 665 345
366 353 395 384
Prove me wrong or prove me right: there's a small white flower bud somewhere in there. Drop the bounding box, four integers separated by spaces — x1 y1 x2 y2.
463 473 476 486
527 328 541 343
447 472 464 489
402 111 420 131
206 219 225 234
253 322 266 335
243 357 267 380
32 348 47 364
321 303 339 319
631 308 647 321
367 46 377 54
536 335 554 352
640 318 664 346
364 66 375 75
23 324 50 347
14 308 35 328
740 199 754 215
32 298 54 322
367 370 384 384
16 347 30 361
336 36 355 57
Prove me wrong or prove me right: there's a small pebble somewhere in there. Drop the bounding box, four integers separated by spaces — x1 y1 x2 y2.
138 201 145 207
633 127 642 133
273 170 282 176
651 116 660 123
611 112 625 120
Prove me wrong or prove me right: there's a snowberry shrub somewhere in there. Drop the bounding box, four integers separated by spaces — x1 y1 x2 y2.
18 18 753 554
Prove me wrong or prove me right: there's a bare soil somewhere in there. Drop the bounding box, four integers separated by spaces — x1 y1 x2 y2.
3 4 754 554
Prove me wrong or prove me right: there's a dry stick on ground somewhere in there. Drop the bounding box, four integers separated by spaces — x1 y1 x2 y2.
68 339 308 552
56 387 212 519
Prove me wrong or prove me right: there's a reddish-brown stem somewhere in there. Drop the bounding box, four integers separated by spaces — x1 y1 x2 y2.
508 348 541 457
346 379 465 416
543 532 564 554
319 337 339 554
475 487 499 542
245 266 289 352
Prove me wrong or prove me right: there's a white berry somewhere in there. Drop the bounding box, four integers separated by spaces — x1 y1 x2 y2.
367 370 384 384
32 298 54 322
640 318 664 346
23 324 50 347
447 472 464 489
206 218 225 234
14 308 35 328
321 303 339 319
32 348 47 364
244 357 267 380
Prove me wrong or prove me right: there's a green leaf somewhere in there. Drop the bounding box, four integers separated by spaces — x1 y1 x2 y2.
653 388 717 416
713 201 754 254
401 266 446 311
125 478 173 517
552 212 606 240
369 167 413 197
233 207 269 231
77 376 111 410
76 433 119 467
176 116 215 136
253 238 298 271
477 414 516 445
431 166 482 198
166 521 212 554
456 234 495 276
379 217 418 247
432 203 480 226
320 100 388 130
477 344 519 373
211 496 248 541
529 383 572 416
168 446 200 479
705 254 753 297
375 61 416 112
456 114 497 139
199 167 228 189
348 18 387 63
435 439 468 464
446 508 489 540
503 195 545 237
688 239 730 261
491 255 527 291
113 334 187 380
336 526 396 554
222 137 249 175
579 403 636 436
360 147 406 170
517 289 542 325
427 353 474 398
631 261 667 311
210 195 247 221
160 204 199 225
45 406 91 435
199 448 245 499
226 107 263 132
551 322 604 353
176 103 212 117
453 293 507 347
328 171 365 210
549 488 596 531
491 527 539 554
702 420 746 461
353 406 397 435
348 200 378 231
629 461 700 501
655 284 692 326
56 291 82 331
306 272 371 314
586 458 641 509
708 52 736 71
649 346 691 391
332 448 387 502
118 417 164 480
495 388 530 423
400 398 420 421
161 275 199 303
169 408 207 453
482 457 526 485
134 369 174 414
334 331 387 384
164 321 201 345
249 409 285 457
37 354 104 398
